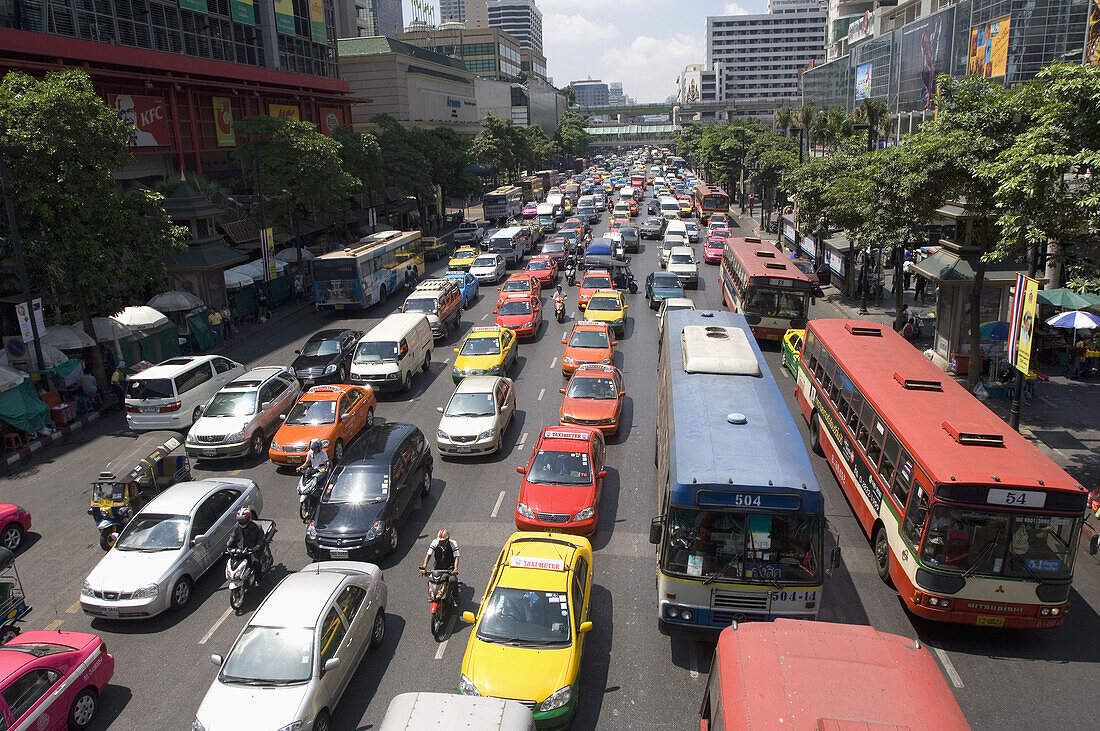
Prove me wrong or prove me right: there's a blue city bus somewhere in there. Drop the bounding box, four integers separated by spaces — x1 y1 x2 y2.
650 310 830 631
311 230 423 309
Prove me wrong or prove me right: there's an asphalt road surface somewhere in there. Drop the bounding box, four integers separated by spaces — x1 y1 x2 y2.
3 210 1099 730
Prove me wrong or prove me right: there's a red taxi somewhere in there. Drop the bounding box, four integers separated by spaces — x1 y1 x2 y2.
515 426 606 535
558 364 625 436
704 230 731 264
626 199 639 217
577 270 614 309
493 294 543 339
560 320 616 377
496 273 538 309
561 218 588 238
524 255 558 289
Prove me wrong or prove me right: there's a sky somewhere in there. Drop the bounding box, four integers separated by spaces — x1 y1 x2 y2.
401 1 771 103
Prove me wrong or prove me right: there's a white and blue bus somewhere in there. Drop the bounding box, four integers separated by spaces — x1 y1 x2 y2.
650 310 831 631
482 185 523 223
311 230 423 309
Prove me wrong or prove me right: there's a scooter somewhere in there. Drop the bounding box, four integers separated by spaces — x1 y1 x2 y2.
421 568 458 642
564 261 577 286
554 297 566 323
297 466 326 522
226 519 276 613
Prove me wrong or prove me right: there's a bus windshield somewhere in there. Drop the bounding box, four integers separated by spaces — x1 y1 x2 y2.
742 286 807 319
663 507 822 583
920 505 1078 580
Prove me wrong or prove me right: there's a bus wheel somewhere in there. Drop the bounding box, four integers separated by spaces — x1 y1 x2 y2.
378 285 387 302
809 413 824 456
873 526 894 587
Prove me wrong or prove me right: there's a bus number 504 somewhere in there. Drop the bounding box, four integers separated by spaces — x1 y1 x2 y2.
732 494 761 507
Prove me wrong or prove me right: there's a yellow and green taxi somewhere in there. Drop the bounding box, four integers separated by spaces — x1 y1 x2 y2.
582 289 628 335
449 246 481 271
452 325 518 383
678 198 693 218
781 328 805 378
459 532 593 730
423 236 448 260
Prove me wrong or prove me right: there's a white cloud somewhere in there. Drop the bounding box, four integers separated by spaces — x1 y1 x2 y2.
722 2 750 14
543 13 620 45
596 33 704 103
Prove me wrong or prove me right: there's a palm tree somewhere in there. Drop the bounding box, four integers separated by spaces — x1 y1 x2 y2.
826 107 853 154
796 100 816 158
810 110 829 156
853 98 891 151
774 106 794 137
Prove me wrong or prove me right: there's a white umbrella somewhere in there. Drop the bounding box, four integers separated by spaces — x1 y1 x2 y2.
73 317 134 344
275 248 315 263
17 342 68 371
224 269 254 290
1045 309 1100 329
147 290 204 312
0 365 25 393
113 306 170 332
41 325 96 351
237 259 287 280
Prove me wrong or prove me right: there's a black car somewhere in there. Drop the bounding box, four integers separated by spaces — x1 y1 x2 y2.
640 217 665 240
647 200 659 215
305 422 433 560
618 226 640 253
291 328 364 385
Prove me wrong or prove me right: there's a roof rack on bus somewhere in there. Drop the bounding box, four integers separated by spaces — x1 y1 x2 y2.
941 421 1006 447
763 262 788 271
892 373 943 391
844 323 883 337
753 248 777 259
744 237 762 243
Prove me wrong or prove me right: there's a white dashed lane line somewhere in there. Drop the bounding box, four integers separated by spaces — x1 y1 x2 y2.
199 607 235 645
537 388 545 401
491 490 506 518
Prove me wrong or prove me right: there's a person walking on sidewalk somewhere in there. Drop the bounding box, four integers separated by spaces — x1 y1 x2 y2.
208 308 224 346
110 362 127 407
257 288 271 323
294 273 305 303
915 274 927 303
903 255 913 291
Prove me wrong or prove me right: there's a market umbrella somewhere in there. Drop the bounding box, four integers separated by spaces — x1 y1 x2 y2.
20 342 68 371
1045 310 1100 329
223 268 254 290
112 305 169 332
275 248 315 263
74 317 134 344
979 321 1010 341
0 366 25 393
237 259 287 280
41 325 96 351
1036 288 1094 310
147 290 204 312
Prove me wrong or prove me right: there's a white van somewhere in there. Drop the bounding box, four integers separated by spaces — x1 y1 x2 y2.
350 312 432 392
487 226 527 267
659 195 681 221
380 693 534 731
545 193 565 221
661 220 689 267
125 354 246 431
536 202 556 233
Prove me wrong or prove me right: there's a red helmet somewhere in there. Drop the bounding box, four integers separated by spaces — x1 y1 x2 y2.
437 528 450 541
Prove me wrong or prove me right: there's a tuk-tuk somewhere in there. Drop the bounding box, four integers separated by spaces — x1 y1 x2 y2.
584 254 639 293
89 431 191 550
0 547 30 644
422 236 448 261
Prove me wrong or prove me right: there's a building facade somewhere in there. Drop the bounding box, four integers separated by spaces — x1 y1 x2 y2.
397 25 540 80
335 0 405 38
486 0 543 54
440 0 467 22
571 79 609 106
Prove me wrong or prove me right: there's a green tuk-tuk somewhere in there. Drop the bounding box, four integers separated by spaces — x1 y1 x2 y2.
422 236 449 261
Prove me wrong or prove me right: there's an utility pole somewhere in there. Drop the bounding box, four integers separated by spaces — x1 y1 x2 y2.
0 145 47 373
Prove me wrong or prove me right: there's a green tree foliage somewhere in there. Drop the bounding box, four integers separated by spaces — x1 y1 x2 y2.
674 123 703 157
471 114 518 184
332 126 385 198
556 111 591 160
560 85 577 106
524 125 561 171
853 98 891 151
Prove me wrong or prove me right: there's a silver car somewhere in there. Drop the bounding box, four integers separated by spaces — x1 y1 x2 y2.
80 478 262 618
436 376 516 457
195 562 387 731
470 254 507 284
185 366 301 460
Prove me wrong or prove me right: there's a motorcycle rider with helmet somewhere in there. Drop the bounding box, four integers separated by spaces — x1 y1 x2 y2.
420 528 460 606
227 506 265 581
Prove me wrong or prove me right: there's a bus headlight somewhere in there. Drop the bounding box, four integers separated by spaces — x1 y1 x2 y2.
680 609 693 621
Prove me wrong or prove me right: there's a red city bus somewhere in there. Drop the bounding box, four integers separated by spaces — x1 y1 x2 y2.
720 237 813 340
700 620 970 731
794 320 1088 628
692 184 729 225
630 173 646 189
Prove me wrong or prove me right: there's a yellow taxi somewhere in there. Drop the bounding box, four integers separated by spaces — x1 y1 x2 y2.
452 325 518 383
459 532 593 730
581 289 628 335
449 246 481 271
678 198 693 218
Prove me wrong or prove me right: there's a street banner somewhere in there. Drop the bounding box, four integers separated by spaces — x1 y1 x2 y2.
269 103 300 120
230 0 254 24
309 0 327 43
318 107 344 135
108 94 169 147
1008 274 1039 374
179 0 207 12
967 16 1011 78
273 0 295 35
15 298 45 344
260 228 276 282
213 97 235 148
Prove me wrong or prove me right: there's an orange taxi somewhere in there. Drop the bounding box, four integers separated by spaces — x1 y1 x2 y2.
560 320 616 377
269 384 376 464
559 364 625 435
496 273 538 309
577 269 614 309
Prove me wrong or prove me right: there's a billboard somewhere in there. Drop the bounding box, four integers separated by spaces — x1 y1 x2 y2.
968 16 1011 78
230 0 254 24
309 0 327 43
854 62 872 100
273 0 295 35
108 94 169 147
213 97 235 148
1008 274 1040 374
269 104 300 120
898 8 954 112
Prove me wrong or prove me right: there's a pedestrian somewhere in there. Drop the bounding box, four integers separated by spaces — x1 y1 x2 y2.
207 308 224 346
220 306 234 339
903 256 913 291
257 287 270 323
914 274 927 302
110 362 126 407
294 273 305 303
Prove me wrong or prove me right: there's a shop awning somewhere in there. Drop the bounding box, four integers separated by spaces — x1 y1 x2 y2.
912 249 1033 285
0 378 50 434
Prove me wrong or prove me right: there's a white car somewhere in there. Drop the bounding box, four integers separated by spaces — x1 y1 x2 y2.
666 246 699 289
469 254 507 284
80 478 262 619
684 222 700 243
185 366 301 461
195 562 387 731
436 376 516 457
656 297 696 342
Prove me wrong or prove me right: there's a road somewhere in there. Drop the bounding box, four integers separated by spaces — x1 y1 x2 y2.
2 208 1098 730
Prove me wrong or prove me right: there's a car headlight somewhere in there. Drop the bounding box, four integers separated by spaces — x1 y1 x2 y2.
275 723 304 731
612 317 624 325
523 320 535 329
131 583 159 600
225 430 246 443
562 357 576 366
540 685 572 712
517 502 535 519
437 429 449 440
560 415 577 424
459 674 481 696
185 431 198 443
191 720 207 731
573 506 596 521
324 363 338 375
81 580 93 597
365 520 383 541
478 428 496 440
270 441 280 451
599 358 612 365
598 417 616 425
386 372 401 380
306 522 317 539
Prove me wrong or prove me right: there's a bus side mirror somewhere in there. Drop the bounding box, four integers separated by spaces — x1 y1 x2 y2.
649 517 662 545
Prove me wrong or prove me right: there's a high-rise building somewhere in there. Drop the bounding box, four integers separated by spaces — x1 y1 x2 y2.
398 25 531 80
705 0 827 120
465 0 490 28
608 82 624 105
571 79 609 107
440 0 467 22
335 0 404 38
486 0 543 54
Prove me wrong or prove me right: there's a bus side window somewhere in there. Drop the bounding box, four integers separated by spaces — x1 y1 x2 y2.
847 387 864 432
805 332 818 371
866 417 886 469
819 352 833 391
891 449 914 506
857 405 879 452
903 477 931 547
878 431 901 488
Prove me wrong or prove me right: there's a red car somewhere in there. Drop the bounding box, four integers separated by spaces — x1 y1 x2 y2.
627 199 639 217
494 293 543 339
515 425 606 535
524 255 558 289
704 234 727 264
0 630 114 730
0 505 30 553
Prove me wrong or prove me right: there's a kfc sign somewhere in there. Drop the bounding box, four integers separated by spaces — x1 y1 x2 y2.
108 94 170 147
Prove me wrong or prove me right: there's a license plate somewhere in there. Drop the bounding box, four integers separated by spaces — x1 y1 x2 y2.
976 615 1005 627
140 406 159 413
330 549 349 559
203 449 217 457
99 606 119 616
335 304 344 310
456 446 471 453
286 456 302 464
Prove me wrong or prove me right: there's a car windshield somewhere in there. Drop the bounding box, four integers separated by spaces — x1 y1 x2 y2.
323 465 388 503
569 329 610 349
461 337 501 356
285 399 337 426
403 298 437 314
743 287 808 319
644 219 662 227
221 626 315 685
453 249 477 259
582 276 612 289
502 280 530 292
476 588 571 646
115 513 189 551
527 449 593 485
586 297 620 312
652 274 681 289
300 338 341 357
202 390 257 417
499 300 532 316
354 341 398 364
542 243 565 254
669 254 694 266
473 257 498 268
662 507 823 583
126 378 173 400
567 377 616 399
445 392 496 417
919 505 1078 580
527 261 551 271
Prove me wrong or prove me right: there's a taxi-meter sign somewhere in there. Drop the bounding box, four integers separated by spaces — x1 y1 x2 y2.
509 556 565 571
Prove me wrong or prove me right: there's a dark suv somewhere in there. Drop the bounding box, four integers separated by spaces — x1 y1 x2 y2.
291 328 364 386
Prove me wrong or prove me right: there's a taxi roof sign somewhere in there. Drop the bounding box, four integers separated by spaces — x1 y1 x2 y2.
469 326 504 334
542 429 591 441
509 555 566 571
307 385 347 394
575 364 617 373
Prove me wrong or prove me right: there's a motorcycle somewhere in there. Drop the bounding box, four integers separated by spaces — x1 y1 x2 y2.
226 519 276 613
564 260 577 286
297 466 326 522
421 567 458 641
554 297 566 323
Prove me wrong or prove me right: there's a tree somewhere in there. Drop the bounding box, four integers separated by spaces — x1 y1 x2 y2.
523 125 560 171
332 126 385 200
471 114 516 184
853 98 891 151
749 135 798 229
0 69 185 384
414 126 473 213
556 111 591 160
774 106 794 137
795 100 816 159
674 122 703 160
368 114 433 224
560 85 577 106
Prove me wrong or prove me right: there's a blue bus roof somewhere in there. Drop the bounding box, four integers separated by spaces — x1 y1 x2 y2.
663 310 822 512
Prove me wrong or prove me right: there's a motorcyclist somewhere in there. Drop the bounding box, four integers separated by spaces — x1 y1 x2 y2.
297 439 330 482
227 506 265 581
420 528 460 606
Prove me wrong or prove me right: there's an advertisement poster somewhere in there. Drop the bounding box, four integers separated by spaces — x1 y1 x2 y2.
1087 0 1100 66
268 104 300 120
898 8 953 112
178 0 207 12
854 62 872 100
1008 274 1040 374
318 107 344 135
213 97 235 148
15 299 45 344
309 0 327 43
230 0 254 24
273 0 295 35
108 94 169 147
968 16 1011 77
260 228 276 282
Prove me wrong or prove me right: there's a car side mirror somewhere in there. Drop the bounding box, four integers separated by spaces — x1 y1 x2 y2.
191 533 208 547
1091 533 1100 556
515 465 525 474
437 406 445 413
492 310 498 314
461 610 477 623
648 517 662 545
210 654 224 667
294 349 301 355
612 339 618 346
278 414 286 420
453 348 460 354
598 470 608 479
579 621 593 634
560 337 568 345
559 388 566 394
340 413 351 421
323 658 341 673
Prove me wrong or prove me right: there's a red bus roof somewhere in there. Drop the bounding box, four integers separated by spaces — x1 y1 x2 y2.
726 237 814 283
694 184 728 199
807 319 1084 493
711 620 970 731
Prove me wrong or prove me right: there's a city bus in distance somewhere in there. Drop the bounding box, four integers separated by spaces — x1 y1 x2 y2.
311 230 423 309
693 184 729 225
650 309 830 631
483 186 523 223
794 319 1088 628
630 173 646 189
720 237 813 341
699 619 970 730
517 176 544 203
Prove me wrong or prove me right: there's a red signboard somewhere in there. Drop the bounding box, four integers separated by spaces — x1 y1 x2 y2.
108 93 169 147
318 107 344 135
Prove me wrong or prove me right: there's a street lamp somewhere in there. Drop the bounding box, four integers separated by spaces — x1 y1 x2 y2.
0 145 47 373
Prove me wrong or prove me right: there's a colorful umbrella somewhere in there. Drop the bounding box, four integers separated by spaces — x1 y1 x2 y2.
1045 310 1100 329
979 321 1010 341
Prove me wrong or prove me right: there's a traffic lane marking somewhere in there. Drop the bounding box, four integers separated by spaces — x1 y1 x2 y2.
491 490 506 518
434 614 458 659
538 388 545 401
550 357 557 369
200 606 235 645
66 602 80 614
44 619 63 631
933 646 965 688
